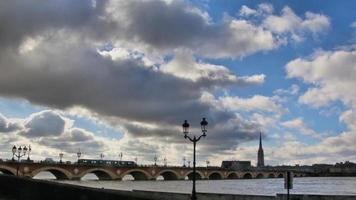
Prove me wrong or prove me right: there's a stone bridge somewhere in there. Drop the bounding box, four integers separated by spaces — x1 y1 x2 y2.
0 162 306 180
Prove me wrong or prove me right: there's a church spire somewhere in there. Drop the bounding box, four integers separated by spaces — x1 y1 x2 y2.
257 132 264 168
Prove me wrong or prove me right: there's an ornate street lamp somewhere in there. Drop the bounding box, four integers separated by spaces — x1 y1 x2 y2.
134 157 138 166
12 145 30 176
59 153 64 164
206 160 210 168
183 157 186 167
188 161 191 168
181 118 208 200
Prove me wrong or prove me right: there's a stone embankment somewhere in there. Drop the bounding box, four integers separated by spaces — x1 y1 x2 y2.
0 174 355 200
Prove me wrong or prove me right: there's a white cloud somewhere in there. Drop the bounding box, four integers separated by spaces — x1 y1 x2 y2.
281 117 321 139
161 49 265 86
286 50 356 108
263 6 330 41
217 95 287 114
274 84 300 96
239 5 257 16
238 3 273 17
350 21 356 29
257 3 274 15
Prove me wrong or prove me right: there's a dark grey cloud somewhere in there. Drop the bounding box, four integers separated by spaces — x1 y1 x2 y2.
0 0 110 49
0 35 237 125
0 0 273 157
0 113 21 133
0 0 278 58
0 35 261 154
0 110 108 158
111 1 279 58
69 128 95 142
37 130 105 155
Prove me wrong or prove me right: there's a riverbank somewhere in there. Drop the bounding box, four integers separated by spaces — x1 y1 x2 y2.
1 174 356 200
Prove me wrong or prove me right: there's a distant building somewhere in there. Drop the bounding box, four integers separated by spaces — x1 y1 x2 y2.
221 160 251 170
257 132 264 168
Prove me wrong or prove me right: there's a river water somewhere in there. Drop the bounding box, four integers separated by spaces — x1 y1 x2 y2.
56 177 356 196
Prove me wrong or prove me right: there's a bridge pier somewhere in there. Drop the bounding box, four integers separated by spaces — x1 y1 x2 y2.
71 176 81 180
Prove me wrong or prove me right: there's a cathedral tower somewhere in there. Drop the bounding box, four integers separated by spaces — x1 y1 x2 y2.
257 132 264 167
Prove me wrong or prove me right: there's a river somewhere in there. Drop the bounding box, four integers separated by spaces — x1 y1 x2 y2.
53 177 356 196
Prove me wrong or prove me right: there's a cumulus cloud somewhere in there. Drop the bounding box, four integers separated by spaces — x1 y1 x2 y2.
0 110 113 160
286 50 356 108
274 84 300 96
0 0 272 159
0 0 337 164
0 114 21 133
0 0 111 48
283 49 356 164
108 1 281 58
239 5 258 17
22 110 69 137
263 6 330 41
216 95 287 114
281 118 322 139
161 49 265 87
238 3 273 17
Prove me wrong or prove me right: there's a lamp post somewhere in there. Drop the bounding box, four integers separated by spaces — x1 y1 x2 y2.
188 161 191 168
206 160 210 168
77 149 82 163
100 153 104 160
59 153 64 164
119 152 123 161
154 155 157 166
181 118 208 200
163 157 167 167
134 157 138 166
27 145 31 161
12 145 30 176
183 157 186 167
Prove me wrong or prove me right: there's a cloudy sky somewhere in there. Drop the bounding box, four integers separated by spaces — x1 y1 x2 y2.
0 0 355 167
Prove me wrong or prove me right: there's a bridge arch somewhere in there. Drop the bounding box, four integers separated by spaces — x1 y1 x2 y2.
277 173 284 178
121 169 152 180
0 165 17 175
267 173 275 178
256 173 264 179
184 170 204 180
156 170 179 180
242 173 252 179
79 168 116 180
226 172 239 179
208 171 223 180
31 167 71 180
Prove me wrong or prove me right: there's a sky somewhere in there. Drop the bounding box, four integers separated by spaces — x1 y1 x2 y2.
0 0 355 167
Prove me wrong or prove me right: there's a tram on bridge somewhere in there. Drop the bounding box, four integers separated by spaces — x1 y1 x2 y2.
78 159 136 167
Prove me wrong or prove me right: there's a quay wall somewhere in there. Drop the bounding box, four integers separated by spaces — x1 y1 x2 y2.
0 174 144 200
0 174 355 200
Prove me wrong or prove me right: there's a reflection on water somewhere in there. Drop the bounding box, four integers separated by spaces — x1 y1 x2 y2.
33 171 56 180
52 177 356 195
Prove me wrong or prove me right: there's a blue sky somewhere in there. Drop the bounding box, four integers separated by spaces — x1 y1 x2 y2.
0 0 355 166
